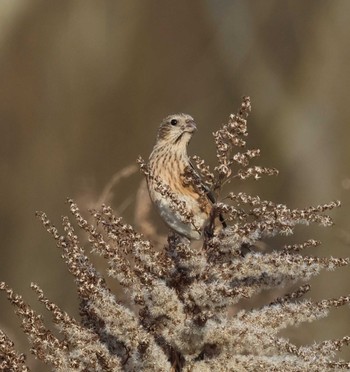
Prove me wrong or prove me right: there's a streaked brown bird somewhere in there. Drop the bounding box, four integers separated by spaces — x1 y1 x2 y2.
147 113 226 240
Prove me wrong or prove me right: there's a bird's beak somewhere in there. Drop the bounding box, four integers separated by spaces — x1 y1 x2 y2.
184 120 197 133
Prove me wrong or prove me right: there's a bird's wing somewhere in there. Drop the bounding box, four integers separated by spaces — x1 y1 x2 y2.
189 161 227 228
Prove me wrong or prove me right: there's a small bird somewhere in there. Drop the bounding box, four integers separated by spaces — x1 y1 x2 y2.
147 113 225 240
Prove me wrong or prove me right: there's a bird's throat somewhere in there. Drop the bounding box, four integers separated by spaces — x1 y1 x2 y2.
174 131 191 145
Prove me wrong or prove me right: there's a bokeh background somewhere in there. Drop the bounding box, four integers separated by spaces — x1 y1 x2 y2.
1 1 349 369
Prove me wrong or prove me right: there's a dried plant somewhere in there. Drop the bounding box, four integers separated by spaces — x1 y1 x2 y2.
1 97 350 371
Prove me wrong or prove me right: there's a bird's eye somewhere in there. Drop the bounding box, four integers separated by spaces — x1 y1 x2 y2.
170 119 178 126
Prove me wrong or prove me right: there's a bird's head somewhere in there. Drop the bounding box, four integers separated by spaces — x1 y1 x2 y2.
156 113 197 146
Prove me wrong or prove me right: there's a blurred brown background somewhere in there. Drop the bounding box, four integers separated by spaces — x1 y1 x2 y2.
1 1 349 369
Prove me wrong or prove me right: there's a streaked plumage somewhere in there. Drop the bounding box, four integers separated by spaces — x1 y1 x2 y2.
147 113 225 240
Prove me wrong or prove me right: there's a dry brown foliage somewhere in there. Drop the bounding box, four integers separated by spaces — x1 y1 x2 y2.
1 98 349 371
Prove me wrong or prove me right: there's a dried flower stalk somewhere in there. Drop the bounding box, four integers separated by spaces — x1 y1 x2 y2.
1 98 349 371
